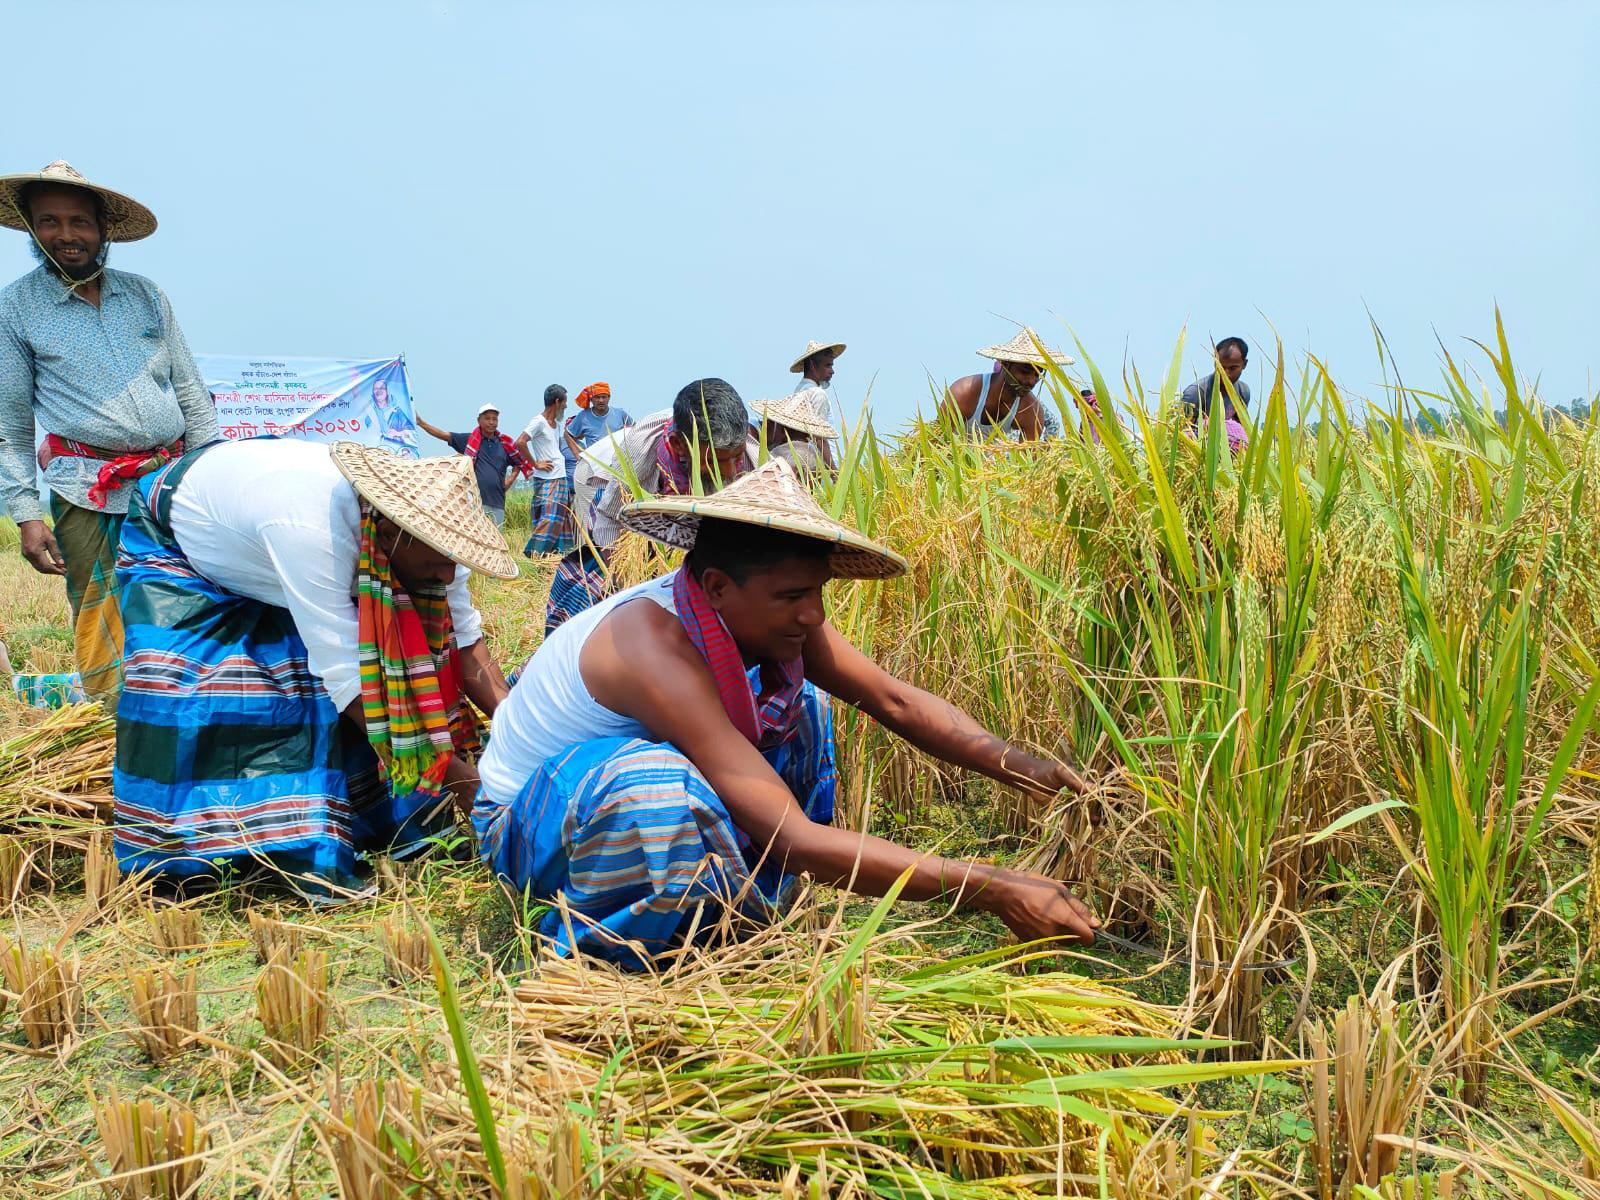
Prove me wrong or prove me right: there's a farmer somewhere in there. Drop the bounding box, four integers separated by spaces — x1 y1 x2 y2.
0 161 220 703
750 390 839 475
113 439 515 898
558 382 632 486
1181 337 1251 450
517 385 575 557
416 403 531 526
473 458 1098 966
548 377 755 636
942 328 1073 441
789 339 844 393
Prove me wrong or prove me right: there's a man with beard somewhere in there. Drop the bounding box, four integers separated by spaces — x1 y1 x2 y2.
0 161 220 702
941 328 1074 442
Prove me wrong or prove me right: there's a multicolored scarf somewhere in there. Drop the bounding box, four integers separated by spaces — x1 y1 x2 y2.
671 567 805 750
654 431 694 496
356 503 482 796
463 428 532 479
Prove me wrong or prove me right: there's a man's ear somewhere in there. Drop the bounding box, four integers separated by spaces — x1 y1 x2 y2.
700 566 734 608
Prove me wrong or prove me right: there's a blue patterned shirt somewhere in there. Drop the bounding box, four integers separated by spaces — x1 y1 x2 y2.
0 265 220 521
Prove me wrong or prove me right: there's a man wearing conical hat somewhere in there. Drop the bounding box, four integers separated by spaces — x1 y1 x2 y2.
942 328 1074 441
0 161 221 702
549 377 756 637
750 390 840 476
790 339 844 393
474 459 1098 967
112 437 514 899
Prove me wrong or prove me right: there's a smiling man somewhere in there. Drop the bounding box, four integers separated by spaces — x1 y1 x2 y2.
0 161 220 702
474 458 1098 967
942 328 1074 442
113 439 515 898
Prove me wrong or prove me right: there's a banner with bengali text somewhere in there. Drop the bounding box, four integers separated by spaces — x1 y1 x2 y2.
199 354 419 456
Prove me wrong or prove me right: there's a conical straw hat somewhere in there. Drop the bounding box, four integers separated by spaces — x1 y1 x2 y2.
0 160 158 242
620 458 906 580
750 390 840 440
789 340 847 373
976 327 1074 366
330 443 518 579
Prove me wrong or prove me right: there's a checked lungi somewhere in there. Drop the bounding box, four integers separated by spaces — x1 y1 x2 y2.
472 682 835 969
112 452 452 898
51 495 127 704
522 476 576 557
543 547 611 638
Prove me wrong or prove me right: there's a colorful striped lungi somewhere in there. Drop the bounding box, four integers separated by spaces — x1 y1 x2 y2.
51 494 127 704
544 547 611 637
112 454 453 898
472 682 835 968
523 477 576 557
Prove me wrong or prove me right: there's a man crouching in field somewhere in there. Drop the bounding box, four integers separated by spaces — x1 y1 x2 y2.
473 458 1098 966
113 439 513 898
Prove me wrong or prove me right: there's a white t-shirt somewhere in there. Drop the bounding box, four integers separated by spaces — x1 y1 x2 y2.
166 438 484 711
519 415 566 482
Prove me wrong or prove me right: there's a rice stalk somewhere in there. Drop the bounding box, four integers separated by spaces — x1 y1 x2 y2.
320 1077 431 1200
255 945 330 1067
0 832 35 910
91 1083 209 1199
247 905 304 964
376 913 429 983
84 827 120 912
141 901 202 954
1 938 81 1048
125 962 200 1063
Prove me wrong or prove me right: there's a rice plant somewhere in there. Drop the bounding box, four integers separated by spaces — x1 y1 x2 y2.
247 905 304 964
92 1085 209 1199
84 827 121 911
125 962 200 1063
377 913 430 983
141 900 202 954
256 945 331 1066
2 938 81 1048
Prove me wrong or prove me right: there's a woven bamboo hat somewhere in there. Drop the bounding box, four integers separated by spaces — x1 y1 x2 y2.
976 327 1075 367
330 443 518 580
621 458 906 580
750 390 840 440
0 160 158 242
789 340 847 374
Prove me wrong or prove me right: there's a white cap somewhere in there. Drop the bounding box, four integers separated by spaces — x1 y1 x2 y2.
477 402 500 416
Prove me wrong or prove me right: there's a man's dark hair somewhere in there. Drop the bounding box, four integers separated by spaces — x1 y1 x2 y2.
1215 336 1248 362
544 383 567 406
19 181 105 227
685 517 832 585
672 378 748 450
1079 388 1095 399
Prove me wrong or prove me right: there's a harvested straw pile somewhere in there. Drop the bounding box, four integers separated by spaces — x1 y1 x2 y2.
0 701 115 842
405 893 1282 1197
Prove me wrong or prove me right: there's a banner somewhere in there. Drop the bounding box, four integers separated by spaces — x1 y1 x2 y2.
199 354 419 455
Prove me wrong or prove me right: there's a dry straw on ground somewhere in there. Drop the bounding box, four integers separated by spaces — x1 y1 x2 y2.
247 905 305 964
1 938 81 1048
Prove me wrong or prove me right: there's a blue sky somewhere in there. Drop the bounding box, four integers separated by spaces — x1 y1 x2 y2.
4 2 1595 439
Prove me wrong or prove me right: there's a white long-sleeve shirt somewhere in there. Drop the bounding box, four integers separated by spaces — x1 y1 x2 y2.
166 438 483 710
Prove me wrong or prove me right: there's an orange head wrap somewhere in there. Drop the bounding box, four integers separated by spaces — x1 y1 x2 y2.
574 381 611 410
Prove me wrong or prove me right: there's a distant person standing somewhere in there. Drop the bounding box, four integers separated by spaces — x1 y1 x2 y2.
1181 337 1250 424
416 403 531 527
790 340 844 394
942 328 1074 442
518 388 575 557
558 382 631 486
0 160 221 703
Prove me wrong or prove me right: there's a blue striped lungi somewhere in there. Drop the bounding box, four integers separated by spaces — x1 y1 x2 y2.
472 683 834 968
112 451 453 898
544 547 610 637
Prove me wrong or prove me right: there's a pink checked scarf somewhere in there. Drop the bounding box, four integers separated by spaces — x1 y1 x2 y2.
464 427 532 479
671 567 805 750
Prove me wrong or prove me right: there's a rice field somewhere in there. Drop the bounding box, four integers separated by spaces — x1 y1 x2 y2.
0 320 1597 1197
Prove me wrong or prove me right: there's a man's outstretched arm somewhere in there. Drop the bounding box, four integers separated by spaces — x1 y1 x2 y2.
804 620 1086 798
583 603 1098 944
414 414 453 443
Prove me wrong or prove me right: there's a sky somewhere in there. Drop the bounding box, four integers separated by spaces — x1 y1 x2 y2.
4 1 1596 441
